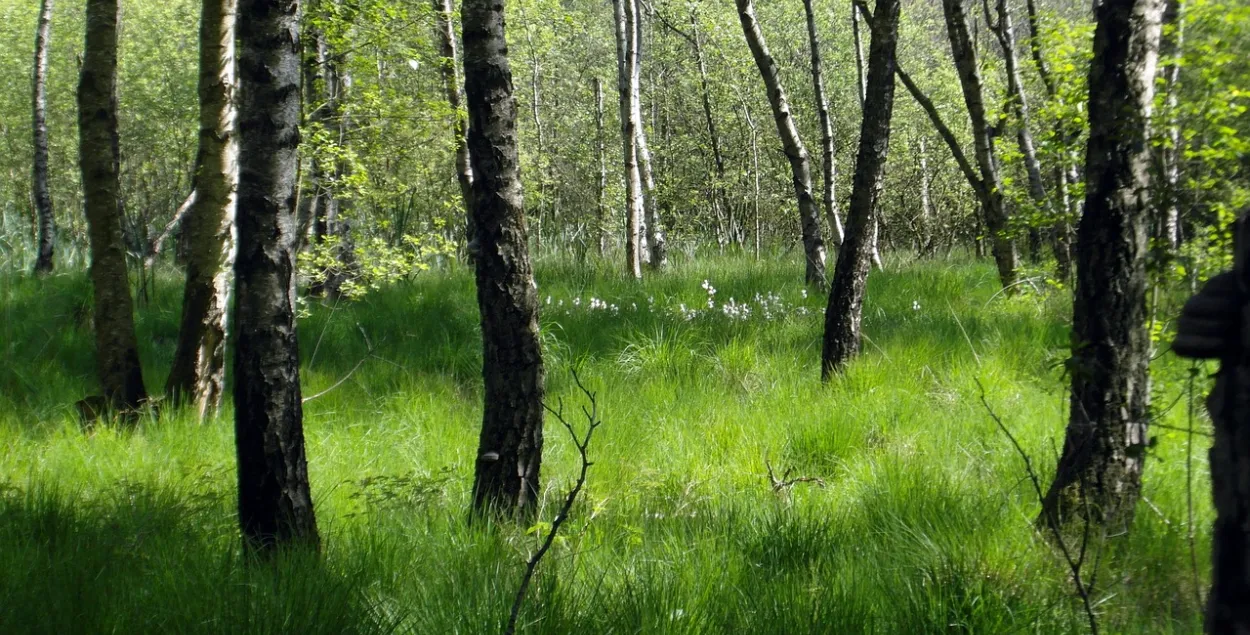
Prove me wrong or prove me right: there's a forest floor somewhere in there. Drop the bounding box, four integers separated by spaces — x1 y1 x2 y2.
0 253 1211 633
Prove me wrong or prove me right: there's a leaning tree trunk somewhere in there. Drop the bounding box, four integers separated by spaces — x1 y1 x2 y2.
635 0 666 269
233 0 320 555
434 0 475 245
822 0 900 378
32 0 55 274
804 0 844 247
1200 210 1250 634
166 0 238 419
612 0 644 279
1039 0 1164 533
463 0 547 517
737 0 826 286
690 14 732 250
942 0 1018 290
79 0 148 414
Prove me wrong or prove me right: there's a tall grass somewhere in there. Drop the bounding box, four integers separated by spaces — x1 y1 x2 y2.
0 252 1210 633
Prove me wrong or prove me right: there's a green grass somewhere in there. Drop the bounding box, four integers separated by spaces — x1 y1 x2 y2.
0 252 1212 633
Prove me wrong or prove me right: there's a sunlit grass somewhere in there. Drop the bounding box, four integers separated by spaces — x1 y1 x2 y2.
0 251 1211 633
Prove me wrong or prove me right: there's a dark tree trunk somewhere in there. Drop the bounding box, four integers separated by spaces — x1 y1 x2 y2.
79 0 148 413
737 0 827 286
434 0 475 245
166 0 238 419
942 0 1018 289
1204 211 1250 635
822 0 900 378
804 0 844 247
233 0 320 554
462 0 547 516
1039 0 1164 533
32 0 55 274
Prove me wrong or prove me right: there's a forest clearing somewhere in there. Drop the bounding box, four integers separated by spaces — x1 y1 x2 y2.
0 256 1211 632
0 0 1246 631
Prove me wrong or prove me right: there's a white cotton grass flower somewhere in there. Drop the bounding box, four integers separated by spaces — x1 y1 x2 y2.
913 300 921 311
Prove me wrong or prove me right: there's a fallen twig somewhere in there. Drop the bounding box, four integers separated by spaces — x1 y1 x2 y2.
765 453 826 493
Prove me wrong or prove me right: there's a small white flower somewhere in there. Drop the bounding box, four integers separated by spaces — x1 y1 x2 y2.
912 300 921 311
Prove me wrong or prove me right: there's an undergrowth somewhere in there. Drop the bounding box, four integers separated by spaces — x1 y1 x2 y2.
0 251 1211 633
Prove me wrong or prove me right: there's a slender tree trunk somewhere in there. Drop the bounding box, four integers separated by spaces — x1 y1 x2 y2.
1025 0 1076 279
690 14 731 252
613 0 643 278
1158 0 1183 250
322 62 358 300
594 77 608 257
32 0 55 274
524 24 546 253
988 0 1053 241
166 0 238 419
234 0 320 554
822 0 900 378
302 25 332 282
852 1 883 269
943 0 1018 289
463 0 546 516
737 0 827 285
851 0 867 108
79 0 147 413
434 0 475 243
1039 0 1164 533
918 135 934 254
744 102 762 260
804 0 844 247
1204 210 1250 635
636 0 666 269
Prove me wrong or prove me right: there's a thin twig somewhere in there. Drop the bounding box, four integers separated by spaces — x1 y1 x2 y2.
765 452 826 493
505 371 601 635
976 378 1099 635
302 325 374 404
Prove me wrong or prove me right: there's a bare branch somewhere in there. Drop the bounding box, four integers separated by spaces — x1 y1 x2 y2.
976 378 1099 635
506 370 602 635
302 325 375 404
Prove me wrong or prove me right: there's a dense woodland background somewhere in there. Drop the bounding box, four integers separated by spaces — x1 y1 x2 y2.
0 0 1248 632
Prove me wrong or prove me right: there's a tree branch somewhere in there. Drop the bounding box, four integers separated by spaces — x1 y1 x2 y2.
505 371 602 635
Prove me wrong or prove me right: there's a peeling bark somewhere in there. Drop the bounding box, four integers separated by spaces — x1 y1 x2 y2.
822 0 900 378
234 0 320 554
167 0 238 420
1040 0 1164 533
463 0 547 516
